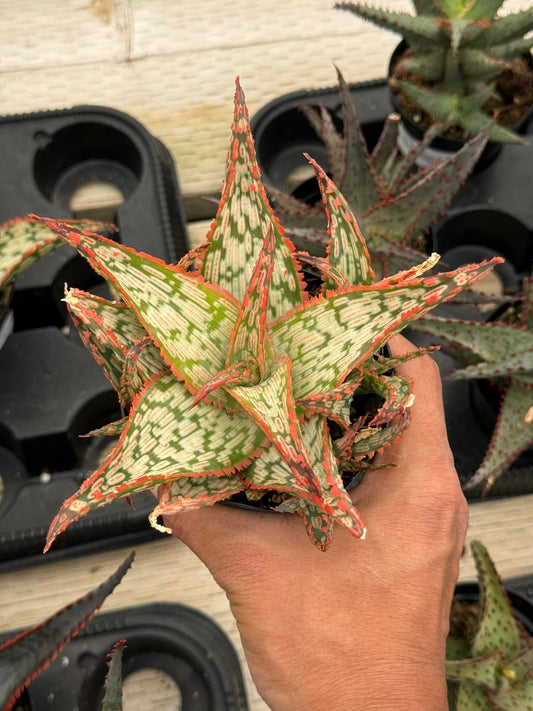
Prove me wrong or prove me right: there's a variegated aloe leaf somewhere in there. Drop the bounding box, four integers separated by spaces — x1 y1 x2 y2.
35 217 240 409
64 288 168 406
0 552 134 711
297 374 365 428
308 155 374 288
44 373 265 550
271 258 501 401
245 414 366 548
200 78 305 321
0 216 115 288
150 473 245 527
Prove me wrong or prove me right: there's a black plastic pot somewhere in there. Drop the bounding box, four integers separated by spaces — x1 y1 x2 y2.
0 603 249 711
388 40 533 172
0 106 190 570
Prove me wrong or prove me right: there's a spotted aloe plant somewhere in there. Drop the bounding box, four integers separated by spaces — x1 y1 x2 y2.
0 552 133 711
414 276 533 494
446 540 533 710
37 79 499 552
268 69 489 276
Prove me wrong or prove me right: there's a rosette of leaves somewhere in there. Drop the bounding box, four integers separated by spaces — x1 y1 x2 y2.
414 276 533 494
36 79 499 553
268 70 488 276
335 0 533 142
0 552 133 711
446 540 533 710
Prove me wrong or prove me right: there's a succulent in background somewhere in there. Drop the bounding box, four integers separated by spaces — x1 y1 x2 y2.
268 70 489 276
336 0 533 142
414 276 533 493
446 540 533 710
0 552 134 711
36 79 498 552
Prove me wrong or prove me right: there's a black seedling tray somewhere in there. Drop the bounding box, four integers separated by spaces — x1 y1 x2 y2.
0 106 190 570
0 602 249 711
251 79 533 501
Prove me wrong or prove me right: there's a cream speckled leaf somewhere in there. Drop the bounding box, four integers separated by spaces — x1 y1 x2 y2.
45 373 265 550
65 289 167 405
200 79 305 321
0 217 114 288
38 218 239 405
308 156 374 288
272 259 500 400
229 357 321 497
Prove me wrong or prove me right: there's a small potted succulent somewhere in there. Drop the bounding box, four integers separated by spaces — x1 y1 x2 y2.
335 0 533 158
447 540 533 709
413 275 533 496
28 79 499 553
266 69 490 277
0 552 133 711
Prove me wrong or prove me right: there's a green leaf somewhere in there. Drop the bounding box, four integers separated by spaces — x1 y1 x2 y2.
271 259 501 400
335 2 446 49
448 351 533 384
446 652 504 690
455 681 493 710
465 382 533 493
299 103 345 182
370 114 401 176
336 68 381 215
469 8 533 48
308 155 374 288
413 317 533 367
470 540 522 659
200 78 304 321
44 374 265 550
297 375 364 428
0 552 134 711
101 640 125 711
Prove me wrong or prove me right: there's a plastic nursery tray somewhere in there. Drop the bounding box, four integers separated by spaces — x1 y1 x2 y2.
251 78 533 501
0 106 190 570
0 602 249 711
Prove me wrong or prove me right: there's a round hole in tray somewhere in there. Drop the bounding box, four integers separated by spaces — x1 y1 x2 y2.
33 122 142 221
434 209 532 278
122 667 182 711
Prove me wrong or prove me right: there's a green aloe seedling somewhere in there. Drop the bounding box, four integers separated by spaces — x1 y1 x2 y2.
0 552 134 711
36 79 498 552
335 0 533 142
414 277 533 493
446 540 533 710
268 69 489 276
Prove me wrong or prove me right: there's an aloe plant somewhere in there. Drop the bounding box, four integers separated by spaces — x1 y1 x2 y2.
414 276 533 493
32 79 499 553
101 640 126 711
268 70 489 276
336 0 533 142
446 540 533 710
0 552 134 711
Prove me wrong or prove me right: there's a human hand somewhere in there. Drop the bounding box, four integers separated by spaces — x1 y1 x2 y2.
162 334 468 711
